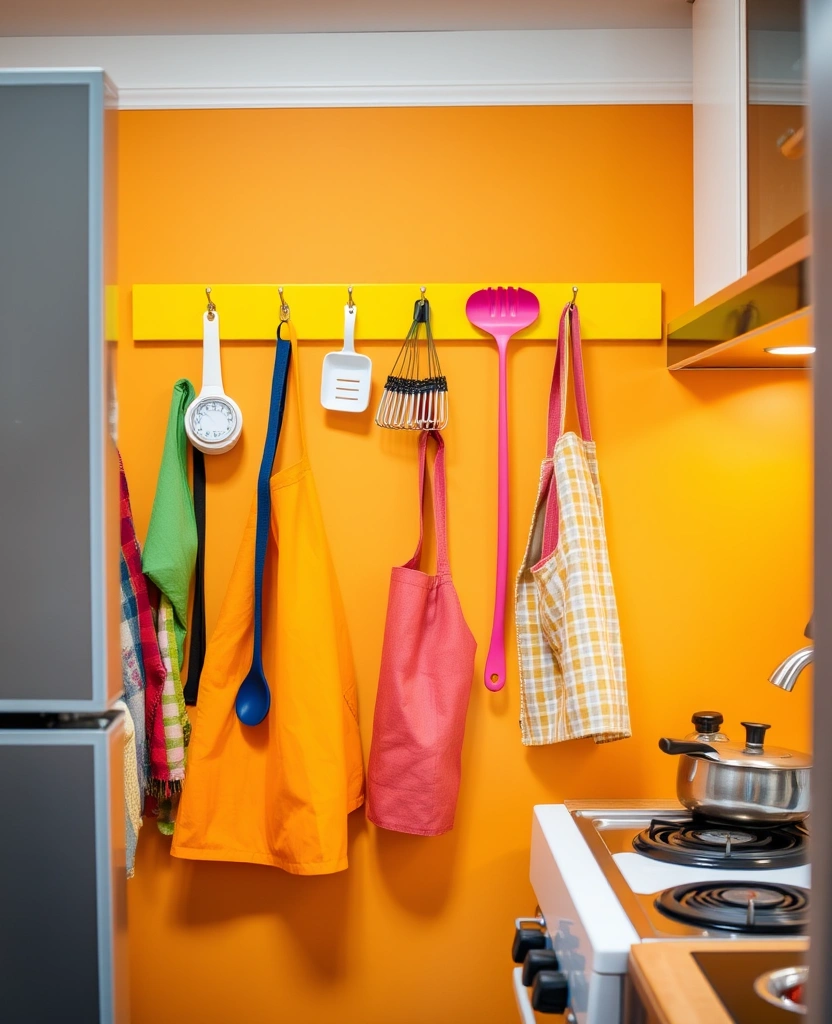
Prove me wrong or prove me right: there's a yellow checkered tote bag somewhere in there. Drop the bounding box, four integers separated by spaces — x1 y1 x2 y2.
515 303 630 745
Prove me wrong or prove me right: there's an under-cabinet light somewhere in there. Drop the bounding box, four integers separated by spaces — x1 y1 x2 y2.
764 345 816 356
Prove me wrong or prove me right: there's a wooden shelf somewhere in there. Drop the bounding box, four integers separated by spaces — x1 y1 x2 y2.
667 237 810 370
670 308 812 369
131 282 662 343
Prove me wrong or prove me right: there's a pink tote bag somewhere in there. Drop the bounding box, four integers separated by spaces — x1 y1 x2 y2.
367 431 476 836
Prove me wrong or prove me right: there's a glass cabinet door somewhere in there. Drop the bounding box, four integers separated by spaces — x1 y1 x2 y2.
747 0 808 268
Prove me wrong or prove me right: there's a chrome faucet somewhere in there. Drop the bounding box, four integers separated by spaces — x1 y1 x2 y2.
769 645 814 692
769 618 814 692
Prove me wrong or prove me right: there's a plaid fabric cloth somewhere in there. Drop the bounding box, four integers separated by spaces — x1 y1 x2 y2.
157 595 190 782
154 595 192 835
119 455 169 789
515 305 630 745
120 552 148 803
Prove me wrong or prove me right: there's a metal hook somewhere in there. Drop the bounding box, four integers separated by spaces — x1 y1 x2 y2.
206 287 216 320
420 286 427 305
278 286 290 323
569 286 578 309
348 285 354 310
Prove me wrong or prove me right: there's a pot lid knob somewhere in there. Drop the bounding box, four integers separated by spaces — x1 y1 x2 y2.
741 721 771 752
692 711 724 733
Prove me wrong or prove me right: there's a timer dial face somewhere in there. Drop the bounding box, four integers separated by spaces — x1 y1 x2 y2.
191 398 237 443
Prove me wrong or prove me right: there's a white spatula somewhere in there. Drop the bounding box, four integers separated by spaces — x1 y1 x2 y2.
321 301 372 413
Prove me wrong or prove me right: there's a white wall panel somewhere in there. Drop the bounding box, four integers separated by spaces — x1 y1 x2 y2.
692 0 747 303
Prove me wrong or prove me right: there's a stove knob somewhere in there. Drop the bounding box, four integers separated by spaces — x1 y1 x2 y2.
532 970 570 1015
522 948 560 986
512 917 547 964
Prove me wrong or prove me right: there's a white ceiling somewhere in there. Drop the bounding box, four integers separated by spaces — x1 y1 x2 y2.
0 0 693 37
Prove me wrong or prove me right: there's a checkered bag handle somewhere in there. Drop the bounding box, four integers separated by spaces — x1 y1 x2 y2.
541 303 593 559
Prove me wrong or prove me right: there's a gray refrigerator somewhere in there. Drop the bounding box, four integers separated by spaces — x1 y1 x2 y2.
0 70 128 1023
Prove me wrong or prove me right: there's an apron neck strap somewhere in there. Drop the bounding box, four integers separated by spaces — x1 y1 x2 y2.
406 430 450 575
252 335 292 663
540 303 592 561
546 303 593 455
280 319 308 458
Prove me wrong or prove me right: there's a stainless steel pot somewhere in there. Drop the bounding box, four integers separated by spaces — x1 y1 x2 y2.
659 721 812 823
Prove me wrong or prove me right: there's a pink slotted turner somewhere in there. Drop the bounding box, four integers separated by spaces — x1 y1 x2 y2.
466 286 540 691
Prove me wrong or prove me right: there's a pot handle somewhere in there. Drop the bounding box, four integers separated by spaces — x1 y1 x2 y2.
659 738 720 759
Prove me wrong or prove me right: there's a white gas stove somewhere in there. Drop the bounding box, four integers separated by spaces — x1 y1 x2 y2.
512 802 810 1023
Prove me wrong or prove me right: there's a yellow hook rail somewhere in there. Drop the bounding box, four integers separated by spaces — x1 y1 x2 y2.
132 282 662 342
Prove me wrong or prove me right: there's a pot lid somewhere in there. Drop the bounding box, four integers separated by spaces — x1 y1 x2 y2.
659 722 812 769
695 742 814 769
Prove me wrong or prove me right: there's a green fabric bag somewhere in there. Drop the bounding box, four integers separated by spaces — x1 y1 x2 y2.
142 379 197 664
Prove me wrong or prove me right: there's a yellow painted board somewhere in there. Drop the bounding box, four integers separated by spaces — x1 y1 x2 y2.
132 283 662 342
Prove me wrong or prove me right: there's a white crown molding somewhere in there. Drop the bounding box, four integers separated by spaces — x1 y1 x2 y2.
749 78 805 105
0 29 693 108
117 79 692 110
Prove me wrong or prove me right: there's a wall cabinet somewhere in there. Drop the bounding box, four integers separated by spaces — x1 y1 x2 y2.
693 0 806 304
675 0 808 369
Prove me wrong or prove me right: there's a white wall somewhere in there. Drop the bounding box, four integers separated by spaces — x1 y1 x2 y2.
4 23 802 305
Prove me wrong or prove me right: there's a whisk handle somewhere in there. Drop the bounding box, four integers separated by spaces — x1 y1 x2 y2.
485 344 509 692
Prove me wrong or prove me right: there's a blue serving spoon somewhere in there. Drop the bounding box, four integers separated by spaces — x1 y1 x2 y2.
235 329 292 726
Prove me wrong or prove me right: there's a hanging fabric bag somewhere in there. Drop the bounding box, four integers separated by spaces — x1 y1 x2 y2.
367 430 476 836
515 303 630 745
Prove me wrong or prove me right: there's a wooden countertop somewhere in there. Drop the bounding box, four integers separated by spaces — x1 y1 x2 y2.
628 940 808 1024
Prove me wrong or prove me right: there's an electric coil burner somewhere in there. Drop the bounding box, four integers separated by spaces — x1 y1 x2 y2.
633 817 808 869
656 881 809 934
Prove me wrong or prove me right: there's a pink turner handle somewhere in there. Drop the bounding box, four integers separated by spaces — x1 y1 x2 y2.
485 343 509 691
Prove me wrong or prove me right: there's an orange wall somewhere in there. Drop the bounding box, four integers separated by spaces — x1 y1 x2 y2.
118 106 812 1024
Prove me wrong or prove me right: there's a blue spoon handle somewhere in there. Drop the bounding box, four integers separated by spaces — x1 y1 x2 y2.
251 328 292 675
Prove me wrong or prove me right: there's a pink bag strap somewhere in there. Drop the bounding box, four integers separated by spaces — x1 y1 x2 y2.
541 303 593 559
405 430 450 575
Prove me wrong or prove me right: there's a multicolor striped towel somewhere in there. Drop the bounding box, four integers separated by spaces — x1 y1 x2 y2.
157 595 190 780
154 596 192 834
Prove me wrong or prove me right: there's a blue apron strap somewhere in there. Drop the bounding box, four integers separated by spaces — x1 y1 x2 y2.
251 328 292 671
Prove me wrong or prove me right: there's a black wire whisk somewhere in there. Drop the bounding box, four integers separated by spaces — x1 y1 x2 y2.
375 294 448 430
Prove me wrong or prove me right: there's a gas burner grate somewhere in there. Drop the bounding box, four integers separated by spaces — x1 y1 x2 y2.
632 817 808 869
655 881 809 933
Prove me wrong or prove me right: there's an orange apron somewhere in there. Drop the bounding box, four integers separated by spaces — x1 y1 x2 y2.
171 323 364 874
